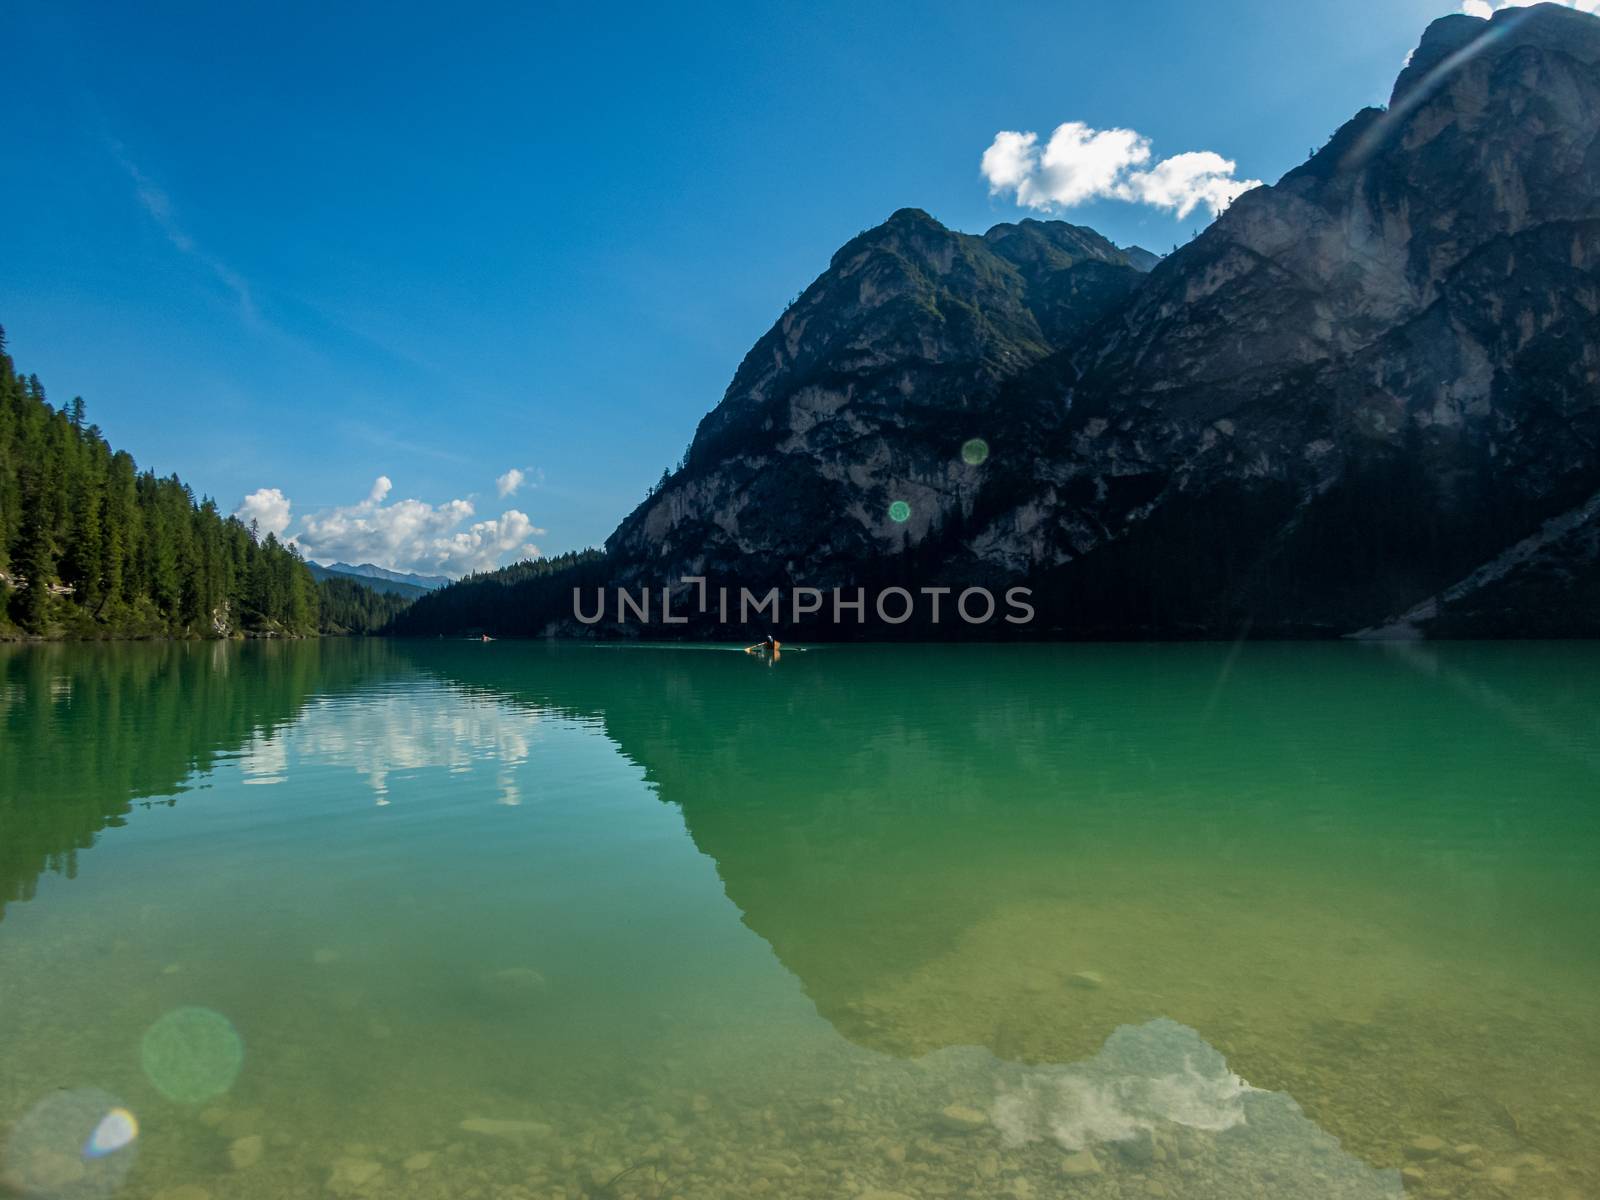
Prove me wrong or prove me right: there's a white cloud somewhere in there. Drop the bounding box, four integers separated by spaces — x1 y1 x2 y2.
496 467 526 498
1125 152 1259 221
279 476 545 577
1462 0 1600 15
981 120 1261 220
234 487 292 538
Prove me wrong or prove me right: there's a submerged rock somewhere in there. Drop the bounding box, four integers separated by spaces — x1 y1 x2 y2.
1117 1129 1159 1165
1405 1135 1445 1160
936 1104 989 1134
325 1157 383 1195
458 1117 553 1140
1060 1150 1102 1177
228 1134 264 1170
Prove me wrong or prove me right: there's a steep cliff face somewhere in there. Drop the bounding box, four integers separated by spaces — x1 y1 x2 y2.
1024 1 1600 634
597 2 1600 638
605 212 1149 590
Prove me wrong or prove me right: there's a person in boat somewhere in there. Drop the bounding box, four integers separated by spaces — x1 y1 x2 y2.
745 634 781 657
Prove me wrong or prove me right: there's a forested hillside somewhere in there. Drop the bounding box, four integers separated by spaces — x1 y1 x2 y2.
0 325 324 639
386 550 605 636
317 575 415 634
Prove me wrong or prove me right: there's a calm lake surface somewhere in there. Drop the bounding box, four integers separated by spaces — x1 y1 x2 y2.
1 640 1597 1200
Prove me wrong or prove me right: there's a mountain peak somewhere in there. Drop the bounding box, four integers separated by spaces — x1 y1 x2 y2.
883 206 944 230
1393 2 1600 105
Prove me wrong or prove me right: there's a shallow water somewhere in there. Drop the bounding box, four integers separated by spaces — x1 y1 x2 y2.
1 639 1597 1200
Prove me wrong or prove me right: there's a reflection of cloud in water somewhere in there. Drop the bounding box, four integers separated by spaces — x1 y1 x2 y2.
975 1019 1400 1197
239 732 288 785
236 686 540 805
994 1019 1254 1148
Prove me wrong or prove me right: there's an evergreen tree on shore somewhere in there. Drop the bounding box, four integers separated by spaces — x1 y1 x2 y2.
0 325 322 639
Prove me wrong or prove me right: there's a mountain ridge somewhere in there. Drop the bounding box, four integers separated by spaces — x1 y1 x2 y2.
403 3 1600 640
315 562 450 592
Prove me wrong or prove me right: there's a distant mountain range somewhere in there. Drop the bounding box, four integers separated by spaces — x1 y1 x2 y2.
403 3 1600 640
306 562 448 599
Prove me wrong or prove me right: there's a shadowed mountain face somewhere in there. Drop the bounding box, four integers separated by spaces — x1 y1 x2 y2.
585 4 1600 639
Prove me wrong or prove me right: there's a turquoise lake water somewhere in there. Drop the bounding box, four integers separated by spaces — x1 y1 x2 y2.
1 639 1597 1200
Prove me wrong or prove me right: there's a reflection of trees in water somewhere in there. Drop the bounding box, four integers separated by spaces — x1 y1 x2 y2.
0 640 394 921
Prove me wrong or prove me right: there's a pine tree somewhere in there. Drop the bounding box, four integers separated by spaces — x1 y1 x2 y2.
14 464 56 632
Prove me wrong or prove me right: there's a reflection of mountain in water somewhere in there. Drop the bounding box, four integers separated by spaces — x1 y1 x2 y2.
5 640 1597 1192
0 640 396 922
410 641 1600 1190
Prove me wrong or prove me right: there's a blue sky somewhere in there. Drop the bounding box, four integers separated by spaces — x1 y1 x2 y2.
0 0 1493 573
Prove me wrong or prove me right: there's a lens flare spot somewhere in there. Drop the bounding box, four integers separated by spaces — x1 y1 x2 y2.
961 437 990 465
4 1088 137 1199
83 1108 138 1158
140 1007 244 1103
888 500 911 523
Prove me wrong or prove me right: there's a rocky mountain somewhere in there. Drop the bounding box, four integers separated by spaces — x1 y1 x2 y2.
1031 1 1600 636
435 3 1600 639
604 213 1151 598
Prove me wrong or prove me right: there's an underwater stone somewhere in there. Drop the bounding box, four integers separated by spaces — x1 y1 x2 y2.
1118 1130 1159 1165
459 1118 553 1139
325 1157 382 1195
1405 1135 1445 1160
228 1134 264 1170
936 1104 988 1133
1061 1150 1102 1177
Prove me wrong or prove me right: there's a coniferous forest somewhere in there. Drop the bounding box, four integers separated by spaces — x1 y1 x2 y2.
0 326 403 640
315 576 415 635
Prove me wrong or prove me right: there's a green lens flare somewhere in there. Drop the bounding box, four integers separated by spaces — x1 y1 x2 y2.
961 438 990 465
888 501 911 523
140 1007 244 1104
